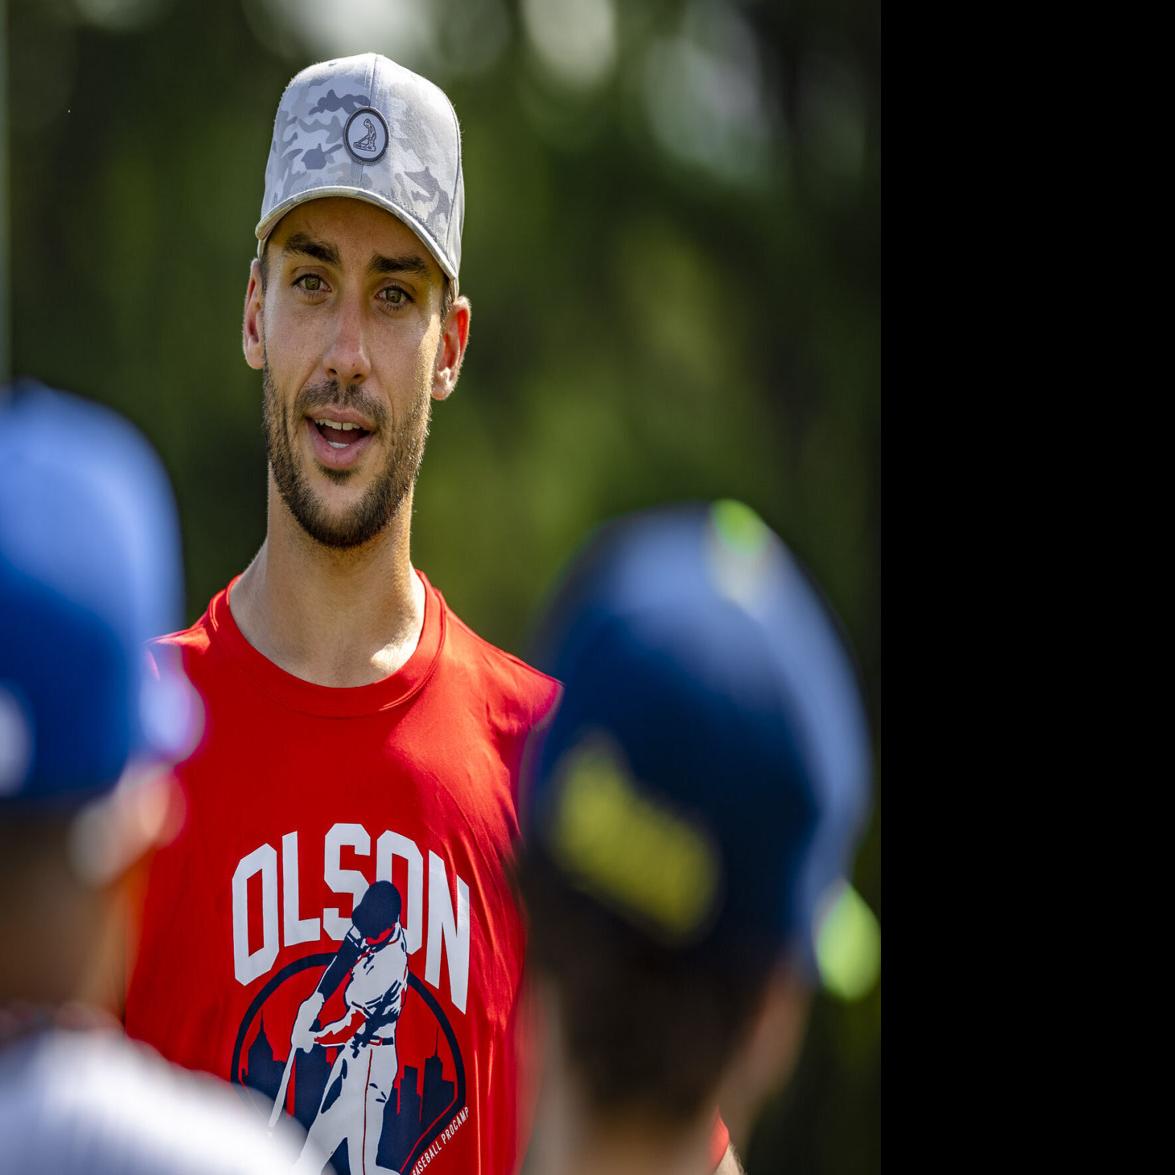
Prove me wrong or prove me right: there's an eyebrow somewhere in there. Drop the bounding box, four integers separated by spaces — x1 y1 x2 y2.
280 234 432 281
282 233 340 266
368 253 431 278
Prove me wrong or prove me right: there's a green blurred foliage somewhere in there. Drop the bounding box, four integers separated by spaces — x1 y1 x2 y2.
5 1 879 1172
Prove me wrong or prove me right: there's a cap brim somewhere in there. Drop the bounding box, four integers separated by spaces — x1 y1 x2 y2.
254 188 457 281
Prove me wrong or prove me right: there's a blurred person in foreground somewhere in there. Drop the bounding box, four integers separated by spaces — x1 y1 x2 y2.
0 381 314 1173
516 501 874 1175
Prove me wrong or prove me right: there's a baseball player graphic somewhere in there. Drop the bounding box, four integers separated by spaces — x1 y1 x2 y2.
352 117 380 154
288 881 408 1175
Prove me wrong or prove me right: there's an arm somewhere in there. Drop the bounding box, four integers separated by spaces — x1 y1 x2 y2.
290 926 365 1050
315 926 364 1000
310 1006 367 1048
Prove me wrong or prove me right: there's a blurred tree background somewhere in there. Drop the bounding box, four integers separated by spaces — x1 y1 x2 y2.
3 0 879 1171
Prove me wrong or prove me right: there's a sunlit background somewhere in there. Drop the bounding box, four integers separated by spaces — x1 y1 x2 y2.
1 1 879 1171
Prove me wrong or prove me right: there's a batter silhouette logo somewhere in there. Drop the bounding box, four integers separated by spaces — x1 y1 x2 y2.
344 107 389 165
231 880 467 1175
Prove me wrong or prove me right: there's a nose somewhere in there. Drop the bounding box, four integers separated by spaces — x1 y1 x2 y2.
323 295 372 385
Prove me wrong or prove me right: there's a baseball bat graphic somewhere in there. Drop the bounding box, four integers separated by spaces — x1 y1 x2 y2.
268 925 364 1130
267 1051 297 1131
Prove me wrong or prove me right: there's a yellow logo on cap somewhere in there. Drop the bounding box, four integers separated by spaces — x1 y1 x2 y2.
549 735 720 942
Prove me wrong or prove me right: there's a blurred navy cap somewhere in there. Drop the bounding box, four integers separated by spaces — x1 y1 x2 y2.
524 501 872 981
0 381 199 804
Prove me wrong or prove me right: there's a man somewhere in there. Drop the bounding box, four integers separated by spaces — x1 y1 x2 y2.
121 53 742 1175
0 380 309 1174
120 54 561 1175
516 501 874 1174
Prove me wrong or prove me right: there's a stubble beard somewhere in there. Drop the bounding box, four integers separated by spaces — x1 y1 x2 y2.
262 362 431 550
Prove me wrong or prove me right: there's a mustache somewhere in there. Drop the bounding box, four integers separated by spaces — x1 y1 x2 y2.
294 380 389 431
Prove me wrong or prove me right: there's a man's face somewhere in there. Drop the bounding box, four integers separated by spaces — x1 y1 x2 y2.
243 197 467 549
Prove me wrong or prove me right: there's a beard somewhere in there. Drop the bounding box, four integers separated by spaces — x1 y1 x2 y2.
262 363 431 549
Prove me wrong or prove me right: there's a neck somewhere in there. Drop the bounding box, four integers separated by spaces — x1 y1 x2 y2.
0 854 120 1017
230 477 426 687
524 996 715 1175
527 1093 714 1175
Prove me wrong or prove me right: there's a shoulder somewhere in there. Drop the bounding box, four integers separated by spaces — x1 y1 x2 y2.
146 585 228 677
436 590 562 736
0 1028 306 1174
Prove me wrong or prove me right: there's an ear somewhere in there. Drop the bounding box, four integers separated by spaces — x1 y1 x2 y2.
431 295 471 402
74 767 180 1017
243 258 266 371
714 963 813 1144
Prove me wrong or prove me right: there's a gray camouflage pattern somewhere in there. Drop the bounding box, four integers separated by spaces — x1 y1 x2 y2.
256 54 463 279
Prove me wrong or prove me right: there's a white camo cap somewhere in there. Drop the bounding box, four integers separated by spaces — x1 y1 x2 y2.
256 53 464 280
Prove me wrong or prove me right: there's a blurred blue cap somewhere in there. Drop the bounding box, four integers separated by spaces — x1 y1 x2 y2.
0 381 199 804
524 502 872 979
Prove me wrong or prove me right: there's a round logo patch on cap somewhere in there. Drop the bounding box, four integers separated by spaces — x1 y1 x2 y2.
344 107 389 165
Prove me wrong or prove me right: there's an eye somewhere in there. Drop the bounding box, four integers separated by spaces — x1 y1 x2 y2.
378 286 411 307
294 273 326 293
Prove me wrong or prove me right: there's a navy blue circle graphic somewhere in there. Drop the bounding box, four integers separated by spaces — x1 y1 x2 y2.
344 107 389 164
232 952 466 1175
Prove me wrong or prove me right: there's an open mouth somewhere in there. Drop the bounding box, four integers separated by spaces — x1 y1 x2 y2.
312 418 372 450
